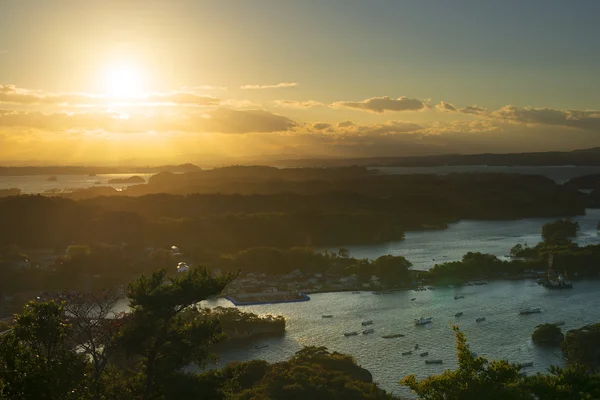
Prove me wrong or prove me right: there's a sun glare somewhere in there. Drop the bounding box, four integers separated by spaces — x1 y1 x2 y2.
104 64 144 98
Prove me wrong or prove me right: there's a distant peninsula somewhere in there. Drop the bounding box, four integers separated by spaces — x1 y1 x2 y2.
0 163 200 176
274 147 600 168
107 175 145 184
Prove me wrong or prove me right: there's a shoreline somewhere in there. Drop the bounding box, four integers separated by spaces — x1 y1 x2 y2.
225 275 600 305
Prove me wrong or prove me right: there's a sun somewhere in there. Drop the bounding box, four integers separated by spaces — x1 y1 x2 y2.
104 64 144 98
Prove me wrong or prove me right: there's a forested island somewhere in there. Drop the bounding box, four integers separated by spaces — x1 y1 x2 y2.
0 167 592 252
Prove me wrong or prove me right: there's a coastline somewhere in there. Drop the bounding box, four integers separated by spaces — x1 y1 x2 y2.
225 274 597 305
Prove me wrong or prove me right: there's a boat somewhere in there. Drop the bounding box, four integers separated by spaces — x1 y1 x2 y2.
402 351 413 356
521 362 534 368
414 344 420 349
362 320 373 326
519 308 541 315
411 298 416 301
322 314 333 318
255 344 269 349
476 317 486 323
455 312 464 318
344 331 358 337
352 291 360 294
553 321 565 326
362 328 375 335
415 317 433 326
382 333 404 339
420 352 429 357
454 295 464 300
425 359 443 364
540 254 573 289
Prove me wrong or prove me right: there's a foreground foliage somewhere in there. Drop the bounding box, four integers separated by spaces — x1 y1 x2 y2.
401 326 600 400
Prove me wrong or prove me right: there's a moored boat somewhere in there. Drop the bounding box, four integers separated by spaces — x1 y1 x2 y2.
322 314 333 318
344 331 358 337
420 352 429 357
255 344 269 349
411 298 416 301
519 308 541 315
425 359 443 364
415 317 433 326
455 312 464 317
454 295 464 300
402 351 413 356
362 320 373 326
476 317 486 323
382 333 404 339
362 328 374 335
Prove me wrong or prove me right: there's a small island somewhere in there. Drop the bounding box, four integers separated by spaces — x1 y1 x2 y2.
209 306 285 340
562 323 600 370
532 323 564 346
107 175 145 184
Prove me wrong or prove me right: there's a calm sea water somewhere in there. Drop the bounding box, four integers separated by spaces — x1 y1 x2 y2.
0 173 155 194
194 280 600 398
339 209 600 270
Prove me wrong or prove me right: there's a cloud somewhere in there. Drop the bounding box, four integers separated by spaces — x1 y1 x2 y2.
240 82 298 90
0 85 220 106
435 101 457 112
435 101 486 115
311 123 332 130
144 92 219 106
460 105 487 115
180 85 227 91
337 120 355 128
199 109 296 133
491 105 600 131
0 108 295 134
273 100 324 108
332 96 426 113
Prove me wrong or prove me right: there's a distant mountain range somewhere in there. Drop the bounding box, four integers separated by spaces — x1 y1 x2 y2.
272 147 600 168
0 163 200 176
2 148 600 175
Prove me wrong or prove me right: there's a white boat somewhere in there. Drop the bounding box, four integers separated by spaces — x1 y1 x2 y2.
519 308 541 315
425 359 443 364
362 320 373 326
344 331 358 337
362 328 375 335
476 317 486 323
415 317 433 326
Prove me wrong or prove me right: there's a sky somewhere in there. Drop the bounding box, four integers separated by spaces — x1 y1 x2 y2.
1 0 600 165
